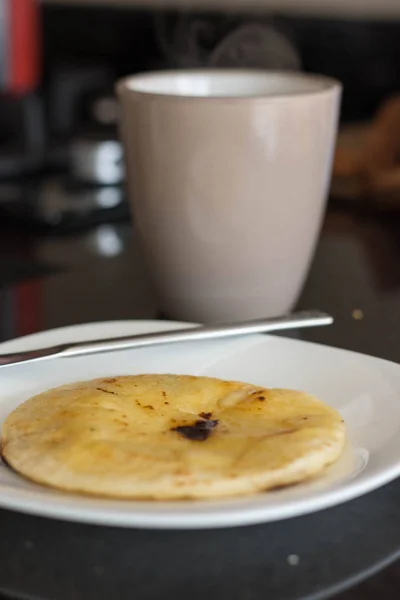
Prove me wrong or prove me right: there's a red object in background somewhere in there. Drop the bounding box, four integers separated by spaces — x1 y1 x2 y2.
8 0 41 95
15 280 41 336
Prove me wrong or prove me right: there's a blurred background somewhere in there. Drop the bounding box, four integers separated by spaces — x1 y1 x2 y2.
1 0 400 346
1 0 400 229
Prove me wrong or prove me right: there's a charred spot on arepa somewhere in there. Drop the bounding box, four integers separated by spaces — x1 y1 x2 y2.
171 419 219 441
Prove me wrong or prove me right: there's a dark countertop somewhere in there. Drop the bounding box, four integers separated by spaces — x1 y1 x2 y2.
0 204 400 600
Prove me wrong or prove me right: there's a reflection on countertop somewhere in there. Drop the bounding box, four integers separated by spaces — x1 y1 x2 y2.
1 205 400 363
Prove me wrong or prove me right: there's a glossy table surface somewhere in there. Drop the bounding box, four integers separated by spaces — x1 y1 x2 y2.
0 204 400 600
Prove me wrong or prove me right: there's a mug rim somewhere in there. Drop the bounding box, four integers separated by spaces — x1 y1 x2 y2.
116 69 341 102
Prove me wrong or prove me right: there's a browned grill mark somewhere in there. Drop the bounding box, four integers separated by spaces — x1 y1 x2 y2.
96 387 117 396
258 396 265 401
162 391 167 398
143 405 154 410
198 412 212 420
268 480 302 492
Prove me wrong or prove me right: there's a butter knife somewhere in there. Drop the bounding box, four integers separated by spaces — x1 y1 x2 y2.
0 310 333 368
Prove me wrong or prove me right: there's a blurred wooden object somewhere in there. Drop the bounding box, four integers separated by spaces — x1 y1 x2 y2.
333 96 400 209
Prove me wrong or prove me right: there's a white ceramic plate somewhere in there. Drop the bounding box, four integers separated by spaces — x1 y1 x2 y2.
0 320 399 530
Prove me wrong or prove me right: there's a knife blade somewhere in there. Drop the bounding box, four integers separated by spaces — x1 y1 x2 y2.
0 310 333 368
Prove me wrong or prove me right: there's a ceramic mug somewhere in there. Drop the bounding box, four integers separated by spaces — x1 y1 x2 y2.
117 70 341 322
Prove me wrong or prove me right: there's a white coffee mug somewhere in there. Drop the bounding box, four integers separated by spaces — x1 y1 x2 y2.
117 70 341 322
